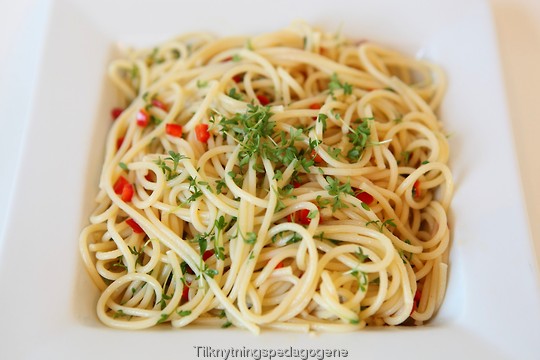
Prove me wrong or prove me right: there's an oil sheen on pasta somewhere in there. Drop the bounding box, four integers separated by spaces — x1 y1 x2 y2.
79 22 453 333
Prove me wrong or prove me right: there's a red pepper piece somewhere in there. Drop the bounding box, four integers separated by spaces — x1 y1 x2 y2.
126 218 144 234
116 137 125 150
202 250 215 261
151 99 168 111
113 176 129 195
287 209 311 225
356 191 374 205
121 183 134 202
411 289 422 314
413 180 421 199
195 124 210 143
311 149 323 164
165 123 183 138
182 282 191 302
310 103 321 120
136 109 150 127
111 107 123 120
256 94 270 106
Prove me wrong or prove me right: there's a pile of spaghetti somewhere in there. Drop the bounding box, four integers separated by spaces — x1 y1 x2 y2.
79 23 453 333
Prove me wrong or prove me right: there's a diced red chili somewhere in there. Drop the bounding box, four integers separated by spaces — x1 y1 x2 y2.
233 74 243 83
126 218 144 234
182 282 191 302
310 103 321 120
292 181 302 188
356 191 374 205
256 94 270 106
111 107 123 120
136 108 150 127
287 208 311 225
165 123 183 138
151 99 168 111
413 180 421 199
275 261 284 269
411 289 422 314
195 124 210 143
121 183 134 202
311 149 323 164
113 176 129 195
202 250 215 261
116 136 125 150
145 172 155 182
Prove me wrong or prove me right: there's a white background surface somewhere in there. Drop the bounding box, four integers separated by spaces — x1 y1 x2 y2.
0 0 539 359
1 0 539 268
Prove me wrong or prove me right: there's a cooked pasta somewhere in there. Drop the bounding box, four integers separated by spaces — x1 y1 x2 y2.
79 22 453 334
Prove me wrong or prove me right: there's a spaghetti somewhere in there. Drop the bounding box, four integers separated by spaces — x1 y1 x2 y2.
79 22 453 333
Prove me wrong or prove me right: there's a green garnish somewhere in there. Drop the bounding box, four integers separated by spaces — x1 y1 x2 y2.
328 73 352 97
177 310 192 317
325 176 354 212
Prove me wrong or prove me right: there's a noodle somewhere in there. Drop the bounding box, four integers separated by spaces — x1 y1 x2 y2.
79 22 453 334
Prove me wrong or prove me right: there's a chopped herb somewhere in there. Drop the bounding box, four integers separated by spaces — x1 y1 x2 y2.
232 54 241 62
317 114 328 132
328 147 342 160
214 246 225 261
119 162 128 171
360 202 370 211
421 160 430 165
401 151 411 165
222 321 233 328
220 104 274 167
325 176 354 211
113 309 127 319
203 266 218 278
111 257 127 270
328 73 352 97
159 292 172 310
350 269 368 292
349 319 360 325
365 219 396 233
155 151 188 181
128 245 145 265
227 88 243 100
347 120 371 162
177 310 192 317
286 232 303 244
252 162 264 173
215 179 226 194
196 79 208 88
355 247 368 263
157 313 169 324
243 232 257 244
316 195 331 208
150 115 162 125
130 65 139 80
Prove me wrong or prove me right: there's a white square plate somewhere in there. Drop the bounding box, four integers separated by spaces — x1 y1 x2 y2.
1 0 539 359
